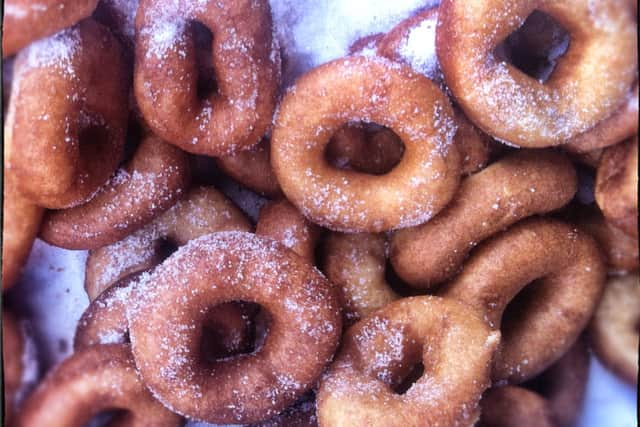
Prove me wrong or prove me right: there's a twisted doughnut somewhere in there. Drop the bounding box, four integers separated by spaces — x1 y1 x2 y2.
317 296 499 427
14 344 181 427
391 150 577 288
5 20 129 209
2 0 98 57
595 136 638 237
134 0 280 156
272 56 461 233
40 135 191 250
440 218 605 383
127 232 342 424
590 273 639 384
437 0 638 147
84 186 251 300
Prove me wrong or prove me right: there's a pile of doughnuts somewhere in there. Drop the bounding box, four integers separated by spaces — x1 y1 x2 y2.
2 0 638 426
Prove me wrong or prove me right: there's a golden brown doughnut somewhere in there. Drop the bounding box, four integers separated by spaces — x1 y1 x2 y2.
595 136 638 237
134 0 280 156
323 232 398 322
272 56 461 233
391 150 577 288
84 185 251 301
216 138 282 197
437 0 638 147
127 232 342 424
590 273 639 384
480 387 553 427
2 0 98 57
440 218 605 383
256 199 321 264
5 19 129 209
40 135 191 250
14 344 182 427
317 296 499 427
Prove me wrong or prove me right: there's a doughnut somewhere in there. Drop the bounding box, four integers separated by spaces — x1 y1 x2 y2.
254 394 317 427
439 218 605 383
134 0 280 156
480 338 590 427
40 135 191 250
595 136 638 237
271 56 461 233
2 174 44 290
74 272 253 360
590 273 639 384
391 150 577 288
437 0 638 147
84 185 251 300
14 344 181 427
323 232 398 322
5 20 129 209
573 207 639 272
317 296 500 427
565 83 639 153
127 232 342 424
216 139 282 197
2 0 98 57
256 199 321 264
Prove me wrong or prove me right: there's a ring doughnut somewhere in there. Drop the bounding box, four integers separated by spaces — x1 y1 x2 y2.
323 232 398 322
256 199 321 264
40 135 191 250
216 138 282 197
391 150 577 288
317 296 499 427
436 0 638 147
479 338 590 427
595 136 638 237
5 20 129 209
134 0 280 156
439 218 605 383
75 272 254 360
565 83 639 153
2 0 98 57
590 273 639 384
84 185 251 300
127 232 342 424
14 344 181 427
272 56 461 233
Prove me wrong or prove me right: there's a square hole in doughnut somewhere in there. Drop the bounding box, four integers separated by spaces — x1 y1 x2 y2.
190 21 219 101
494 10 570 83
325 121 404 175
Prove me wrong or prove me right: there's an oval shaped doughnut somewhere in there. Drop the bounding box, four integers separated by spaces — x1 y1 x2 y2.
480 338 590 427
127 232 342 424
564 83 639 153
323 232 398 322
84 185 251 300
217 139 282 197
256 200 321 264
439 218 605 383
40 135 191 250
317 296 499 427
134 0 280 156
5 20 129 209
390 150 577 288
75 272 253 359
590 273 639 384
272 56 461 233
595 136 638 237
14 344 181 427
437 0 638 147
2 0 98 57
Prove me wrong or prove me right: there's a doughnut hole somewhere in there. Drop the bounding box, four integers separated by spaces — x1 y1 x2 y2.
192 21 218 101
325 122 405 175
78 121 115 179
393 362 425 395
494 10 570 82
